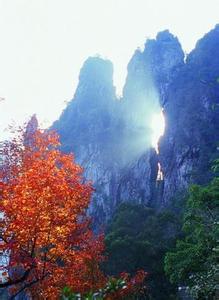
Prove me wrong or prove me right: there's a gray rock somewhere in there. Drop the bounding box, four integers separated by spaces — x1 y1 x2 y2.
53 25 219 226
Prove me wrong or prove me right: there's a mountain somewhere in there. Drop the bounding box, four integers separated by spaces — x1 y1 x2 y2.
52 25 219 226
159 25 219 205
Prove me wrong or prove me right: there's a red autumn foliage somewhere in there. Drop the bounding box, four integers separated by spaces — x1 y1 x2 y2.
105 270 148 300
0 126 147 299
0 129 106 298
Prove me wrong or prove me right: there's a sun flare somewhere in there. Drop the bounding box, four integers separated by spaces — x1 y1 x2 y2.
151 110 165 153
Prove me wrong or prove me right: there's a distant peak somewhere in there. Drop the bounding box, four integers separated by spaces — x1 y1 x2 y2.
79 56 114 83
156 30 177 42
142 29 183 54
26 114 38 131
24 114 38 144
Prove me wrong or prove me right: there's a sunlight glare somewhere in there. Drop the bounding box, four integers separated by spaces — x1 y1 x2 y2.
151 110 165 153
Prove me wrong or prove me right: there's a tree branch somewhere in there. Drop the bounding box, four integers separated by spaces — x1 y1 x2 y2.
0 268 31 288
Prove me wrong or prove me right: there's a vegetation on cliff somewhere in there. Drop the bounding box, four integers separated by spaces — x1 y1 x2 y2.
165 163 219 299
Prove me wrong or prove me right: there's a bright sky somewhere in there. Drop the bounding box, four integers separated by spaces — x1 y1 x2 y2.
0 0 218 139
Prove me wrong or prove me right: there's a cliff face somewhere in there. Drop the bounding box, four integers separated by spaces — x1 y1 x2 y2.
52 55 159 225
159 25 219 204
53 57 118 225
53 25 219 224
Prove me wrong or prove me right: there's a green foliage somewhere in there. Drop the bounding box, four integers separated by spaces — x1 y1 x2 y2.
164 175 219 299
104 203 181 299
62 286 103 299
61 277 130 300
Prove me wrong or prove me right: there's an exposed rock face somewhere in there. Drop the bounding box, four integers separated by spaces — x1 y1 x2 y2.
53 25 219 224
53 57 116 156
159 25 219 204
116 149 158 206
53 57 116 224
123 30 184 110
52 55 163 225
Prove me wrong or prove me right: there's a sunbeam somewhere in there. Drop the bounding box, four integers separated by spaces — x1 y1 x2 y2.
151 109 165 153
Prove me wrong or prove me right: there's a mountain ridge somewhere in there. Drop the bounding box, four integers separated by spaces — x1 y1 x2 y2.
52 25 219 226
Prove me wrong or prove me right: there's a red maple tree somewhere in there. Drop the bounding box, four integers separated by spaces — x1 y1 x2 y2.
0 129 105 298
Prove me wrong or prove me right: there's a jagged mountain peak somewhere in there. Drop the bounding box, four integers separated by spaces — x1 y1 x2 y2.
193 23 219 50
23 114 39 146
79 56 114 86
53 56 116 133
70 56 116 111
144 30 184 74
53 26 219 225
52 55 117 156
123 29 184 111
156 29 176 41
187 24 219 71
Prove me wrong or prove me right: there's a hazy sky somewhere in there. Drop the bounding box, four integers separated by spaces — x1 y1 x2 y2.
0 0 218 139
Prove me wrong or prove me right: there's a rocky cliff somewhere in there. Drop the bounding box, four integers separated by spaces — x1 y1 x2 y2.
53 25 219 225
159 25 219 204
